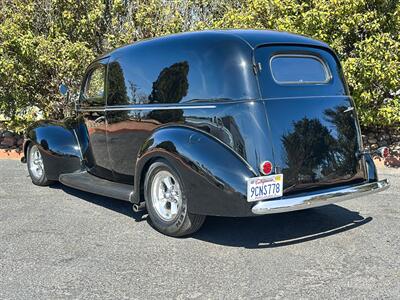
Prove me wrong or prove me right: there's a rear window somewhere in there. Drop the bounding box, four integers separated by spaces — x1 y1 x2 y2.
270 55 331 84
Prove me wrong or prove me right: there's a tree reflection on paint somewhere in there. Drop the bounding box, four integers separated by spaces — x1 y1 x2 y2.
148 61 189 123
324 105 359 175
281 105 359 188
149 61 189 104
282 117 336 185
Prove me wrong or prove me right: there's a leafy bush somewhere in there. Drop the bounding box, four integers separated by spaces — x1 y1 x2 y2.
0 0 399 132
207 0 400 127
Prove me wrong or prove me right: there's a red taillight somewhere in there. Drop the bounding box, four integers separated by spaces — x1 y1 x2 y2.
383 147 390 158
376 146 390 158
260 161 273 175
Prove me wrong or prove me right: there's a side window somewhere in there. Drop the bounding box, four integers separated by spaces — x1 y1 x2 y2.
81 65 105 107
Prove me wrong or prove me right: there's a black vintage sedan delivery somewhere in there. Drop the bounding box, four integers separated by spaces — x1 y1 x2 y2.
23 30 389 236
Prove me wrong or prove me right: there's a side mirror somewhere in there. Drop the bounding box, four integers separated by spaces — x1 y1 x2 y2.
59 84 69 96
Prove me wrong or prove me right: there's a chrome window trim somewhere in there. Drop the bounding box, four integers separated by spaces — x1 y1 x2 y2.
82 64 106 102
77 104 217 112
269 54 332 85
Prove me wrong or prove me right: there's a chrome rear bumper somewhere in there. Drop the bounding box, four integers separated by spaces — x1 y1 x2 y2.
251 179 389 215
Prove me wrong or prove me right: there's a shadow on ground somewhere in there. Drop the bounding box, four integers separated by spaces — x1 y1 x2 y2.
50 183 147 222
51 183 371 248
194 206 371 248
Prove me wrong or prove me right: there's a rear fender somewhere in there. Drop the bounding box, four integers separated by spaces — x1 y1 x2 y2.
134 126 257 217
24 120 82 180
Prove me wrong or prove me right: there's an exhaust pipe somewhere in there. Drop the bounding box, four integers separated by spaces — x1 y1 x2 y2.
132 202 146 213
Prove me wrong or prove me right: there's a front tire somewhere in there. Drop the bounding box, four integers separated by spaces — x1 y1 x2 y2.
27 144 52 186
144 160 206 237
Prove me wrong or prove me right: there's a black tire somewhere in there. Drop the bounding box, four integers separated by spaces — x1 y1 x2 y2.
144 160 206 237
27 144 53 186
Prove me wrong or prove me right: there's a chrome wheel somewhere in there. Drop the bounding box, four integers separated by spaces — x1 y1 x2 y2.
29 145 44 179
145 161 206 237
150 170 182 222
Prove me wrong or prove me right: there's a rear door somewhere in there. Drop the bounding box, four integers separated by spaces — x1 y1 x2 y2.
255 45 366 195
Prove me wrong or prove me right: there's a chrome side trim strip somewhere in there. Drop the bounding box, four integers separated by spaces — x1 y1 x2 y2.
78 104 216 112
78 107 106 112
107 105 217 111
252 179 389 215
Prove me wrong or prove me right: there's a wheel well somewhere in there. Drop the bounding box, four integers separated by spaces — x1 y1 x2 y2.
138 158 157 204
23 140 32 160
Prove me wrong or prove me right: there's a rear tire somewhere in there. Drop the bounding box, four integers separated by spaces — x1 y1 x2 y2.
27 144 53 186
144 160 206 237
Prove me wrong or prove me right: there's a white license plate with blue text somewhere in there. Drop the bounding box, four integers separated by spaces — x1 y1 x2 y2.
247 174 283 202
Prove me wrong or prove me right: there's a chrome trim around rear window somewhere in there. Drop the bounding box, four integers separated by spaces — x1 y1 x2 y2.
269 54 332 85
252 179 389 215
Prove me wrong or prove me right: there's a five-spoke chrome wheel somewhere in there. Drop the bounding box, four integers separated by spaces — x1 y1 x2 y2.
28 145 44 180
27 144 52 186
150 170 182 222
144 160 206 237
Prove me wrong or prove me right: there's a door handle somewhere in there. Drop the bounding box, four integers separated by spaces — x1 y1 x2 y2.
94 116 105 123
343 107 354 113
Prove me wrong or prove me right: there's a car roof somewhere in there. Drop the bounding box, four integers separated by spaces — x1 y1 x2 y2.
226 29 329 48
97 29 330 61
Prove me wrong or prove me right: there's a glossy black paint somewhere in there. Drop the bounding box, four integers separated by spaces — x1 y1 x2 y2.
134 126 256 216
106 33 259 105
25 120 82 180
24 30 378 217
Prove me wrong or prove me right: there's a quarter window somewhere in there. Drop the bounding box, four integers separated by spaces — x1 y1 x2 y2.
270 55 331 84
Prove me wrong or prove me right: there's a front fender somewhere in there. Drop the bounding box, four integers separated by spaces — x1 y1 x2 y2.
24 120 82 180
135 126 257 217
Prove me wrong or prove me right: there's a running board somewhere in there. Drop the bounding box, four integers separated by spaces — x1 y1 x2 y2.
59 171 134 202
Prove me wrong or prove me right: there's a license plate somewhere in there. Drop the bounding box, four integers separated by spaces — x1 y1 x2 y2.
247 174 283 202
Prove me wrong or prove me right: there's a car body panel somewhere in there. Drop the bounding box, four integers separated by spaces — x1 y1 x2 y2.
106 100 274 184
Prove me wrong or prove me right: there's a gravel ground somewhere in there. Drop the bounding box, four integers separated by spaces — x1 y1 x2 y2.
0 160 399 299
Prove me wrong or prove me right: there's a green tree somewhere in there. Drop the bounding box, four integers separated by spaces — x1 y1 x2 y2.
0 0 99 131
1 0 399 131
0 0 234 131
208 0 400 127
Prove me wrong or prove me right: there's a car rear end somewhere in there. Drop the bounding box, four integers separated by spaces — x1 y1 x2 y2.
247 43 389 213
